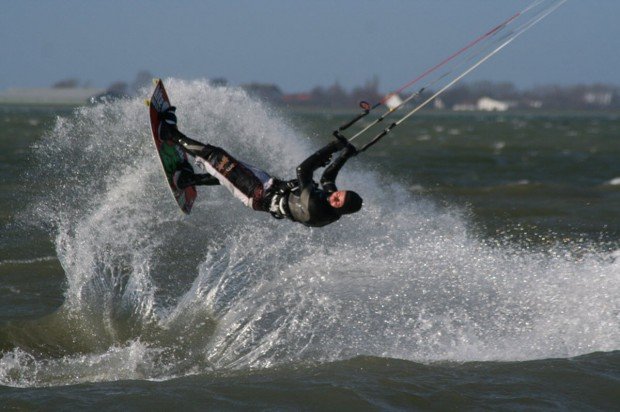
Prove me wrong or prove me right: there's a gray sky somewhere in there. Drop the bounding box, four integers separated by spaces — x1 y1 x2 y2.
2 0 618 93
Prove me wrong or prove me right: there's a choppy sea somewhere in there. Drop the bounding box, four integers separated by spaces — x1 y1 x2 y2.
1 79 618 410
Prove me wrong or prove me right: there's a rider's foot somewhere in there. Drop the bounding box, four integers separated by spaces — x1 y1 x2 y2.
159 106 178 142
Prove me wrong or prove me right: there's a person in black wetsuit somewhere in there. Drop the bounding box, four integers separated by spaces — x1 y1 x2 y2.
159 107 362 227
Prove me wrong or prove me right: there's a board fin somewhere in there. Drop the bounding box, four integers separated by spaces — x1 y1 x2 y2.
144 99 151 107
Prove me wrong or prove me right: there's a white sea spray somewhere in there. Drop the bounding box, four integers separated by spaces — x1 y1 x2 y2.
2 79 618 387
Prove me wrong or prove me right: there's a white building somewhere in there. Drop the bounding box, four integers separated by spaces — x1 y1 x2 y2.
477 97 512 111
452 97 516 112
583 92 613 106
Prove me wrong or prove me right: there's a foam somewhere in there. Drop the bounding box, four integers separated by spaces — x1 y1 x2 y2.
3 79 618 387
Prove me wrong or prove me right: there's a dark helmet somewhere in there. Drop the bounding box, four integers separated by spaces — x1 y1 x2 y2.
338 191 363 215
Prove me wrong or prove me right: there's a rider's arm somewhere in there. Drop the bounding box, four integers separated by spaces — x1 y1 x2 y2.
296 140 345 188
320 143 357 192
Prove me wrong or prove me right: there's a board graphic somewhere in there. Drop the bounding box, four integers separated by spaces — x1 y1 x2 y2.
147 79 197 214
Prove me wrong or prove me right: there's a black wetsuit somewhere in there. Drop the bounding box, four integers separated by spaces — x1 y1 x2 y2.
166 126 357 227
274 140 355 227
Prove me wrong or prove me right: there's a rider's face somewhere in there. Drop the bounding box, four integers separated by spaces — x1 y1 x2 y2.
328 190 347 208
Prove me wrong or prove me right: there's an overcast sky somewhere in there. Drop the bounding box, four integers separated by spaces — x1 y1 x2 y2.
2 0 618 93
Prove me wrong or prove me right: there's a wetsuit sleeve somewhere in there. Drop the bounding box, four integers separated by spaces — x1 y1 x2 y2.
296 140 345 189
320 143 357 192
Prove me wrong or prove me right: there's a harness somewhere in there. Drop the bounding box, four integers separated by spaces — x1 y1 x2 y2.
267 180 298 220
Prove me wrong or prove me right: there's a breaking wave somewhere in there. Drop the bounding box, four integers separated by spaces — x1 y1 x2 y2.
1 79 618 387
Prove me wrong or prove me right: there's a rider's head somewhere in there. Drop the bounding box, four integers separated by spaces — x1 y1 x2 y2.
328 190 363 215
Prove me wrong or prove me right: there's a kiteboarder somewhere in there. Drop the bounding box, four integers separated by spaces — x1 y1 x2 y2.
159 107 362 227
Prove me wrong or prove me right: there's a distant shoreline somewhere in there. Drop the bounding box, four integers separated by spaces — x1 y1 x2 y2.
2 102 619 119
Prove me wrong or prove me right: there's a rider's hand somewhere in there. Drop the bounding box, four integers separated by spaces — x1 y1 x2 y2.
343 141 358 157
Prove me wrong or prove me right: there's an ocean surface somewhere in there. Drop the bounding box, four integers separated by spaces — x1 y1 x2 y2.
0 79 618 410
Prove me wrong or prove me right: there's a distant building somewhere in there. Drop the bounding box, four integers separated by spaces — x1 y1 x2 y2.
525 100 543 109
452 97 517 112
477 97 513 111
282 93 312 104
583 91 612 106
452 102 477 111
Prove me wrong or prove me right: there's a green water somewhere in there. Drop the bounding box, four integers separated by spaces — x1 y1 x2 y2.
0 101 618 410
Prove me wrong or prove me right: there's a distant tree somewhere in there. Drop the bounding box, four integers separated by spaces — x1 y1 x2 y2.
351 76 381 105
210 77 228 87
53 78 80 88
469 81 518 100
310 86 328 106
106 81 129 96
325 81 349 108
241 83 283 103
611 86 620 109
441 84 474 107
131 70 153 94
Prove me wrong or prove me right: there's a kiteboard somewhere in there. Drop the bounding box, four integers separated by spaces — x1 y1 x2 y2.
146 79 197 214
